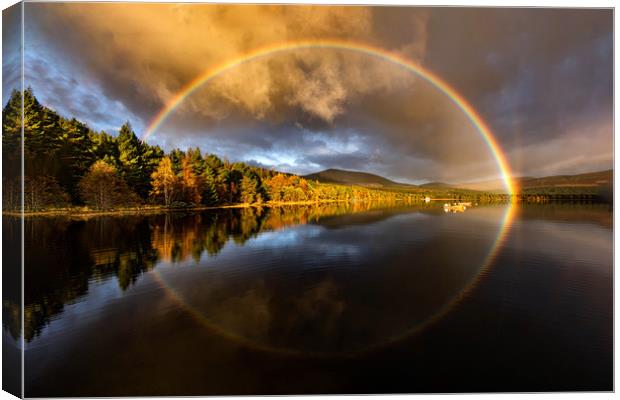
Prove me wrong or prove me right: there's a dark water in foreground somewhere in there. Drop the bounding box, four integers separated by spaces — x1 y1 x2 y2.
5 202 613 395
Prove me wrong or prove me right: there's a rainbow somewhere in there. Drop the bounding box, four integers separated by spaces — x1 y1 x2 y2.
143 40 515 195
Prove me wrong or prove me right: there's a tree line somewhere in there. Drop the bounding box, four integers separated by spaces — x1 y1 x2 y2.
2 89 423 211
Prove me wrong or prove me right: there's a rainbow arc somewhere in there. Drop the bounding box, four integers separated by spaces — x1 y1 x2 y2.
145 42 518 353
141 40 516 195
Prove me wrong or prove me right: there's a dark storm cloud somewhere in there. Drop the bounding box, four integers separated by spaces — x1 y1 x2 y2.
3 3 22 104
423 8 613 146
23 41 143 133
22 4 613 183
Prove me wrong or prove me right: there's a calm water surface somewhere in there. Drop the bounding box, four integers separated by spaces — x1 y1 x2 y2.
4 202 612 395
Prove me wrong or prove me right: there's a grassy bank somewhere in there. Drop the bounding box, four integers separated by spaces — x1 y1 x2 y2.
2 199 355 218
3 191 611 219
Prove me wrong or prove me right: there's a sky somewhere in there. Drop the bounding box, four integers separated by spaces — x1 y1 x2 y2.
3 4 613 184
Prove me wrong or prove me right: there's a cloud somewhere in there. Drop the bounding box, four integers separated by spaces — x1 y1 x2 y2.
23 49 142 134
22 4 613 183
27 4 416 124
508 114 613 177
423 8 613 147
2 3 22 104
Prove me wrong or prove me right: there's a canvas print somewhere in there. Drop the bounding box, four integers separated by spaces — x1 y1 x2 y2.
1 3 613 397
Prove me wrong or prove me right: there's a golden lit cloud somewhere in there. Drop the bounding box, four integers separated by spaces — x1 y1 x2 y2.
31 4 428 125
23 4 612 182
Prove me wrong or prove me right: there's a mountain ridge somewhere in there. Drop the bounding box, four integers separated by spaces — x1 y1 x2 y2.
304 168 613 192
303 168 416 188
457 169 613 191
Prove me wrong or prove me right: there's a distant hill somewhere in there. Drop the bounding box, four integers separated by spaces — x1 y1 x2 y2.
304 168 612 194
518 169 612 189
303 168 416 188
419 182 454 189
455 179 508 192
457 169 613 192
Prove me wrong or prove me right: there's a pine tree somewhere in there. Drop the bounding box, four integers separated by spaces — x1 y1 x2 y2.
22 87 44 152
201 166 219 205
141 143 164 182
57 118 95 201
22 88 49 176
169 148 185 174
240 175 258 204
2 89 21 138
2 89 22 178
216 167 231 203
186 147 205 176
117 122 150 198
91 130 119 164
205 153 224 171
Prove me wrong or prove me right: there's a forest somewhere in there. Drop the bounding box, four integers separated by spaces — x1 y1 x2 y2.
3 89 608 212
2 89 428 212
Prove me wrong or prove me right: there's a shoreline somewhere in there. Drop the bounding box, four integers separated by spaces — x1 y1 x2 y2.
2 196 608 219
1 199 357 218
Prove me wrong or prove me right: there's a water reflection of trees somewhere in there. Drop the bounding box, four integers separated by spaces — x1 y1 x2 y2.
5 201 426 341
10 216 159 341
3 217 22 340
151 201 415 263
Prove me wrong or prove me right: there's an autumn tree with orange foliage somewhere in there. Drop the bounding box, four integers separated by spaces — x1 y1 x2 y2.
150 157 179 206
78 160 136 210
180 155 202 204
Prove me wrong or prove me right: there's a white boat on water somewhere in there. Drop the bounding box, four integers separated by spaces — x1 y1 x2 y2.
443 202 472 213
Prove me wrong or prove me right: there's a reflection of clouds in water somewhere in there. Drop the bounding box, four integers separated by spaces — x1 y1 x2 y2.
247 225 323 248
242 211 440 268
315 243 362 259
244 224 364 263
25 277 124 349
194 277 347 351
513 221 611 272
209 280 272 341
287 279 345 338
152 205 515 356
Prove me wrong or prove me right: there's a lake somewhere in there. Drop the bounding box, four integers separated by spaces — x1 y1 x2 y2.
4 201 613 395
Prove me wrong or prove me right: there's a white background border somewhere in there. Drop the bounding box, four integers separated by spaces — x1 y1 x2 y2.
0 0 615 399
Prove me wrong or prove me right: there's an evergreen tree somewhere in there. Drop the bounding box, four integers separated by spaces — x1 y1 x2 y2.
91 130 119 164
2 89 21 138
240 175 258 204
216 167 231 203
2 89 22 178
201 166 219 205
57 118 95 201
117 122 150 198
141 143 164 181
186 147 205 175
22 87 44 154
22 90 63 176
169 148 186 174
205 153 224 171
